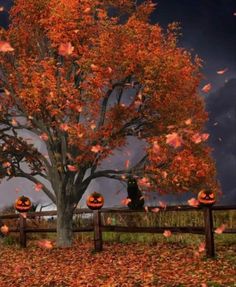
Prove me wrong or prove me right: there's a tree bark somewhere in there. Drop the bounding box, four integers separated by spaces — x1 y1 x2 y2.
56 195 74 248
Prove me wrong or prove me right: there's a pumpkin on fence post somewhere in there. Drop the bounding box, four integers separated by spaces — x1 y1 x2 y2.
86 192 104 210
14 195 32 213
197 190 216 206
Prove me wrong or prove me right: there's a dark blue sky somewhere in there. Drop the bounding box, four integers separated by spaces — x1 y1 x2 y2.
0 0 235 206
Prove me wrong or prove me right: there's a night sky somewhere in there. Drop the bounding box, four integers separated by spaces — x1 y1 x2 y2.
0 0 235 208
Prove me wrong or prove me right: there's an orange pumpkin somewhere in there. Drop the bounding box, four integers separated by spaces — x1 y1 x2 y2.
86 192 104 210
197 190 216 205
15 195 32 212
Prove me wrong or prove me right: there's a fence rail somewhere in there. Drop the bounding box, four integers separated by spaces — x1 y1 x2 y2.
0 205 235 257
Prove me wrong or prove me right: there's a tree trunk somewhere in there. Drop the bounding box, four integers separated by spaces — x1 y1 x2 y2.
56 196 74 248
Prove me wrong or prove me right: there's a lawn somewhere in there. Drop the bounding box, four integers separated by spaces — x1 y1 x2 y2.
0 237 235 287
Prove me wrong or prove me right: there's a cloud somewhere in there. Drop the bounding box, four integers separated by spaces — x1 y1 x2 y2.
206 78 236 203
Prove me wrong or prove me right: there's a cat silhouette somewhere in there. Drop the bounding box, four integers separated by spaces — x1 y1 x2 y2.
127 176 144 210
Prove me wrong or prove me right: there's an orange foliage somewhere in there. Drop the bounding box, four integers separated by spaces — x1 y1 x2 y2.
0 0 219 205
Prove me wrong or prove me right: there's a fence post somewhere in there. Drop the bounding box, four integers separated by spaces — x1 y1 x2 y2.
203 206 215 257
19 213 27 248
93 210 103 251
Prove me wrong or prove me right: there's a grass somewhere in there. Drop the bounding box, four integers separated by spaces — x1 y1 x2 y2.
1 208 236 247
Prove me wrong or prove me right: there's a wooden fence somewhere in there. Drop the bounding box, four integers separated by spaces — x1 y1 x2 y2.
0 205 235 257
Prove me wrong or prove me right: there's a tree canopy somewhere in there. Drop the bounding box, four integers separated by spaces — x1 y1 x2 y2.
0 0 219 204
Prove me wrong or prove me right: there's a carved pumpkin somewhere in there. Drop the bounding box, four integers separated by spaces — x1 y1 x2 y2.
15 195 32 212
197 190 216 205
86 192 104 210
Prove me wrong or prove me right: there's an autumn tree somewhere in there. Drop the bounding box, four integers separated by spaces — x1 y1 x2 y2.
0 0 219 247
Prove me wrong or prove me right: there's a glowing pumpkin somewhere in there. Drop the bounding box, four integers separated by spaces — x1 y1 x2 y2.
86 192 104 210
15 195 32 212
197 190 216 205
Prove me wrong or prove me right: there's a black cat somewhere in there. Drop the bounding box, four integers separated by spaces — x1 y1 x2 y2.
127 176 145 210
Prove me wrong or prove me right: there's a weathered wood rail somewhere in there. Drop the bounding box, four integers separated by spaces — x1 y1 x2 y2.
0 205 235 257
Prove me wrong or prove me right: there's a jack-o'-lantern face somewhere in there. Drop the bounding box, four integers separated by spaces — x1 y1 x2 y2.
198 190 216 205
86 192 104 210
15 196 32 212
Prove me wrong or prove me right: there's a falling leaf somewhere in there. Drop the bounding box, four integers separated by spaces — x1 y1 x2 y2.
2 162 11 168
91 144 103 153
20 212 27 218
107 67 113 74
217 68 228 75
184 118 192 125
0 41 14 52
191 132 209 144
91 64 99 71
125 159 130 169
11 118 18 126
106 217 112 225
162 171 168 179
39 133 49 141
187 198 199 207
144 206 149 212
202 83 212 93
121 198 131 206
234 12 236 16
60 123 69 131
215 224 227 234
166 132 182 148
34 183 43 192
84 7 91 14
138 177 151 187
90 123 96 130
198 242 205 253
201 133 209 141
159 201 167 209
67 165 77 172
0 6 4 12
58 42 74 56
152 141 160 153
163 230 172 237
151 207 160 213
1 225 9 235
37 240 53 249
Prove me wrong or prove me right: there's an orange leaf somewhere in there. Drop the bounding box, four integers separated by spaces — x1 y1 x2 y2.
201 83 212 93
67 165 77 172
163 230 172 237
215 224 227 234
83 7 91 14
187 198 199 207
1 224 9 235
34 183 43 192
58 42 74 56
39 133 49 141
60 123 69 131
91 144 103 153
151 207 160 213
37 240 53 249
125 159 130 169
0 41 14 52
121 198 131 206
159 201 167 209
217 68 228 75
166 132 182 148
198 242 205 253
